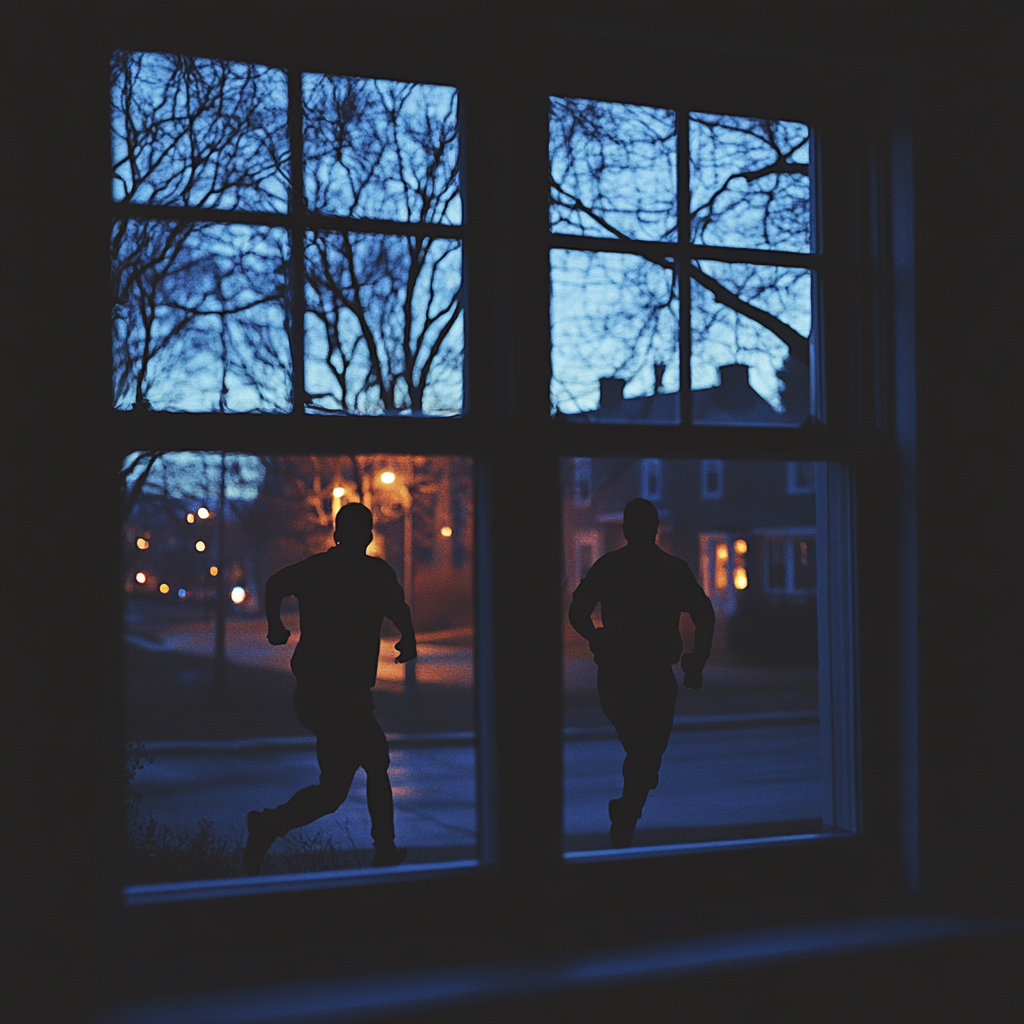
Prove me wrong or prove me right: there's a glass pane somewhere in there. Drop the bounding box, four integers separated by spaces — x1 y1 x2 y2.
551 249 679 423
562 458 823 854
689 113 811 253
550 96 677 241
690 261 811 426
123 453 476 886
112 220 291 413
304 74 461 224
111 51 289 213
305 232 463 415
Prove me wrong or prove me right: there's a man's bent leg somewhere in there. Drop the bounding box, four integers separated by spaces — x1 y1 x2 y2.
599 663 677 846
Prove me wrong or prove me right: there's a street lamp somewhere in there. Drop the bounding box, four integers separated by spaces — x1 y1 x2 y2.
379 466 416 691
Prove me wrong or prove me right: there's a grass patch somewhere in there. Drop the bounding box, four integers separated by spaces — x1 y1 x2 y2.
124 743 367 884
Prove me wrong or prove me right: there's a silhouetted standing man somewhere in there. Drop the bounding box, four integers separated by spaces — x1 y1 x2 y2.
569 498 715 848
244 502 416 874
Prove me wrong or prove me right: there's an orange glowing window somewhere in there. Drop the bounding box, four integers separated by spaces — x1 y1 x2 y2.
715 543 729 589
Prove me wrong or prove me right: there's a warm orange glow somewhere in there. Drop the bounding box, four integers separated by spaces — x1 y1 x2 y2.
195 540 206 552
440 525 453 537
135 572 146 584
332 486 345 498
715 543 729 563
209 566 218 576
230 586 246 604
159 583 170 594
136 537 149 550
197 507 210 519
186 513 195 523
733 567 748 590
380 471 396 484
734 538 747 555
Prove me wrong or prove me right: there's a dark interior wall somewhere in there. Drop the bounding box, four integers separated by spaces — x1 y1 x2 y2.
5 3 1021 1020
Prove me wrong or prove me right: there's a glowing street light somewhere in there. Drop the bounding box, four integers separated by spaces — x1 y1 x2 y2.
440 525 453 537
733 567 748 590
159 583 170 594
380 471 396 484
195 540 206 552
136 537 149 550
209 566 219 576
197 507 211 520
734 538 748 555
332 486 346 498
135 572 146 584
186 513 195 523
230 586 246 605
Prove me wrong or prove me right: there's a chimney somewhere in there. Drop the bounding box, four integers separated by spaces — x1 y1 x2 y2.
599 377 626 411
653 363 666 393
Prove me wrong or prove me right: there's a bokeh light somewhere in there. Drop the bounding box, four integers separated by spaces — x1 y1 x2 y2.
734 538 748 555
159 583 170 594
332 486 345 498
197 507 210 519
195 540 206 552
177 588 186 598
136 537 149 550
440 525 453 537
733 567 748 589
209 566 218 576
186 513 195 523
230 586 246 604
380 471 396 484
135 572 146 584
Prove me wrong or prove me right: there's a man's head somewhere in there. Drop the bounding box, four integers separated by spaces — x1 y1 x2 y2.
334 501 373 551
622 497 659 545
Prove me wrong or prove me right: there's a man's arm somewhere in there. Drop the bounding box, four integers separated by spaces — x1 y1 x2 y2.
568 569 604 654
265 567 295 646
382 570 417 664
680 567 715 688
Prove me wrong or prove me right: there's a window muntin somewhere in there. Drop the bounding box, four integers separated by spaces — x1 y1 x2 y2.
700 459 724 499
112 54 464 416
562 458 828 855
548 98 816 426
122 451 477 886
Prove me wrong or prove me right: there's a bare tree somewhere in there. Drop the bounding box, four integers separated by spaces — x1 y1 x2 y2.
303 76 463 415
111 52 291 412
549 98 812 416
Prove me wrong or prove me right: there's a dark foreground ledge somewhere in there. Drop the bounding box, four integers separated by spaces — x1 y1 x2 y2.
102 913 1022 1024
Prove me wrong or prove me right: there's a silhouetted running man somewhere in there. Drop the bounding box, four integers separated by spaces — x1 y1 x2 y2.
569 498 715 848
244 502 416 875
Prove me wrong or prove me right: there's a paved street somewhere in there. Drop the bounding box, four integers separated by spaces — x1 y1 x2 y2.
134 720 820 865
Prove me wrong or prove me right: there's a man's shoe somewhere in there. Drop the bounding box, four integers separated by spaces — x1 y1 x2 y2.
244 809 278 876
608 798 638 849
372 843 408 867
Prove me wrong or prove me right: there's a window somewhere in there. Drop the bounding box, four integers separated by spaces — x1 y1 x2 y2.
700 459 724 499
106 26 872 944
640 458 663 501
786 461 816 494
550 98 816 427
572 457 593 506
112 52 463 416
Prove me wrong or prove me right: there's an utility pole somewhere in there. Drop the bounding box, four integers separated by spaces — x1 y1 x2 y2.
403 474 416 692
213 452 227 707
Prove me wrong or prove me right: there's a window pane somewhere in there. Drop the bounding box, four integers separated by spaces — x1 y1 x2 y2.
562 458 824 853
111 51 289 213
304 231 463 415
691 261 811 426
112 220 291 413
123 453 476 886
689 113 811 252
303 74 461 224
550 96 677 241
551 249 679 422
